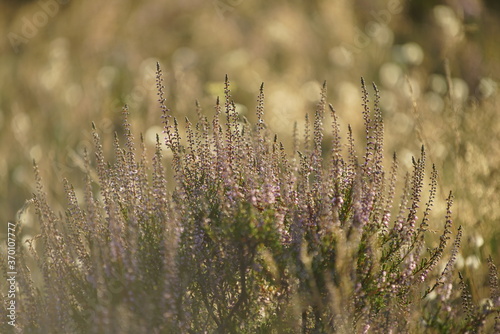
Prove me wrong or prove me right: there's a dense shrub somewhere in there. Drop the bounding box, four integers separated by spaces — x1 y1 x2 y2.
2 64 500 333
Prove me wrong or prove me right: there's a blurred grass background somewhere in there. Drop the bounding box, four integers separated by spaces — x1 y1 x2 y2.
1 0 499 293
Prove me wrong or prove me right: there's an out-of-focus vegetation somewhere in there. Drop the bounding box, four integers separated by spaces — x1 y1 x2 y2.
1 0 499 326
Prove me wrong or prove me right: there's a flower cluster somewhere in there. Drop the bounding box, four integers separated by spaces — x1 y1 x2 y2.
2 64 499 333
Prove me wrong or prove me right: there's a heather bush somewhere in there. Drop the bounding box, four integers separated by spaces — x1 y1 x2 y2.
2 64 500 333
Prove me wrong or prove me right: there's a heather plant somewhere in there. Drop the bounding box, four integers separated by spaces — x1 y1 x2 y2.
2 64 500 333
